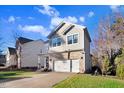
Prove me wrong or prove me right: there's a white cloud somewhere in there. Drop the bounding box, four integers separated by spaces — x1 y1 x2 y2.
28 16 34 20
36 5 60 17
50 16 78 29
8 16 15 23
18 25 50 36
16 16 21 19
50 17 63 28
65 16 78 23
35 5 81 30
88 11 94 17
79 17 85 22
8 16 21 23
110 5 120 12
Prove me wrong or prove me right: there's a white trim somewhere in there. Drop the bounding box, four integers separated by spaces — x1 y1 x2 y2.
66 33 79 45
50 37 62 47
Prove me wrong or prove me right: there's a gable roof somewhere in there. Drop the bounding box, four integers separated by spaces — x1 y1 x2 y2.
63 25 75 35
47 21 91 42
18 37 33 44
8 47 16 55
47 22 65 38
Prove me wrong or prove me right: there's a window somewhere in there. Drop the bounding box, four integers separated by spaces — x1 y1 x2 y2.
73 34 78 43
57 38 61 46
52 38 56 47
50 37 62 47
67 34 78 44
40 49 42 53
68 35 73 44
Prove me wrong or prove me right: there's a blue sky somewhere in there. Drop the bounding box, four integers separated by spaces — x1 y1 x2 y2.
0 5 124 54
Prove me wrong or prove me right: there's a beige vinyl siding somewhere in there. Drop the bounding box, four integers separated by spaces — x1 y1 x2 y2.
48 22 91 73
84 32 92 71
45 22 91 73
21 40 44 67
6 49 17 67
49 23 85 53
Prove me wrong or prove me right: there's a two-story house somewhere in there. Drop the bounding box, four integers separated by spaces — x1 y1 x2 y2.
16 37 45 69
39 21 92 73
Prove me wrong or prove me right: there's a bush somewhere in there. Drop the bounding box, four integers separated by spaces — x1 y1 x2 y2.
107 65 116 75
102 56 109 75
91 66 102 75
116 64 124 79
101 56 116 75
115 48 124 79
115 48 124 64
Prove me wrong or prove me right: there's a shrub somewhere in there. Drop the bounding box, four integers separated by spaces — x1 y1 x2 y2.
91 66 102 75
115 48 124 79
116 64 124 79
101 56 109 75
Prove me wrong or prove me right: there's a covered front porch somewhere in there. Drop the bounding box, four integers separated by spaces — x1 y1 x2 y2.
37 53 52 71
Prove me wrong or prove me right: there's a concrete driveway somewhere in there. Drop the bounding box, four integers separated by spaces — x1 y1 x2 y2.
0 72 74 88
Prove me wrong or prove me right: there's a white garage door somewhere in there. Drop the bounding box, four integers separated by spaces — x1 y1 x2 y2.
54 60 80 73
72 60 80 73
54 60 70 72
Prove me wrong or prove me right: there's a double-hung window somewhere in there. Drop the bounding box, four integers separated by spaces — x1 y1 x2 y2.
67 34 78 44
68 35 73 44
57 38 61 46
73 34 78 43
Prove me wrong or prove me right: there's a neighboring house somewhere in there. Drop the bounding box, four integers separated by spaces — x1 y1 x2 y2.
0 55 6 66
38 21 92 73
0 47 17 67
16 37 45 69
16 37 33 69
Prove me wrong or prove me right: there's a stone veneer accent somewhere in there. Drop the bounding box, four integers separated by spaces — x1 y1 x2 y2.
48 50 85 73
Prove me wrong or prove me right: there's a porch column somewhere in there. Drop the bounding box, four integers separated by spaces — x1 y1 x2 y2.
38 55 41 69
17 57 21 69
44 56 46 68
79 52 85 73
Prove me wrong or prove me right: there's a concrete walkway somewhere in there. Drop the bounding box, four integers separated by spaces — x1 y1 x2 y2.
0 72 74 88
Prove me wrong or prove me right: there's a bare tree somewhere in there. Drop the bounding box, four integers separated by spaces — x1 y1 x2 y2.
92 13 124 75
111 14 124 47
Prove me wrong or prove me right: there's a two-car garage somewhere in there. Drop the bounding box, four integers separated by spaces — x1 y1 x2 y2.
53 60 80 73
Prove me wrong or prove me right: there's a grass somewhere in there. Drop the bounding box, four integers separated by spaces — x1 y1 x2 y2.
0 70 39 79
53 74 124 88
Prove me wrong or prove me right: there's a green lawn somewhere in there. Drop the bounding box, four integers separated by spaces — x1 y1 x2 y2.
53 74 124 88
0 71 39 79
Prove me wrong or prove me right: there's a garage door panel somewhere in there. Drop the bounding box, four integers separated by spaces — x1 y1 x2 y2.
54 60 70 72
72 60 80 73
54 60 80 73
